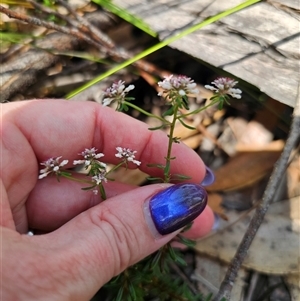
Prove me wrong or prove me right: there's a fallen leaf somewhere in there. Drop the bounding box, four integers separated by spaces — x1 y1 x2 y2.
284 274 300 301
195 197 300 274
207 193 228 220
206 150 282 192
194 254 246 298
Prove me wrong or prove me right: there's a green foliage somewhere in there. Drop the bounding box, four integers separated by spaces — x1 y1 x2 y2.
105 244 209 301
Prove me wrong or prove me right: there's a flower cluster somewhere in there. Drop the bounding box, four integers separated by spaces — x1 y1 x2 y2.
158 75 198 98
73 147 105 168
92 171 108 185
102 80 135 110
38 156 68 179
39 147 141 196
205 77 242 99
115 147 141 166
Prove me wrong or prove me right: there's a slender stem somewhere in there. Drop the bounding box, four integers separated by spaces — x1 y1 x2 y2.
106 161 125 176
99 183 107 200
164 104 179 182
179 99 219 119
61 172 93 185
123 101 168 124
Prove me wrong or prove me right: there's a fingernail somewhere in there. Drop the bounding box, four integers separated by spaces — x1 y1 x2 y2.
200 166 215 186
144 183 207 236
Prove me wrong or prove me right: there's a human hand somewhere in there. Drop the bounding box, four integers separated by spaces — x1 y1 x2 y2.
1 99 214 300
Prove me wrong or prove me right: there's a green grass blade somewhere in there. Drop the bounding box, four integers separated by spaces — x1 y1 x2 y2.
0 32 33 43
92 0 157 37
66 0 261 99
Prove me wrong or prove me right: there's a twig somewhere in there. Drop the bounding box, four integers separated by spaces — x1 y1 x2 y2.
170 263 199 296
28 0 73 26
55 0 115 49
0 5 104 51
213 85 300 300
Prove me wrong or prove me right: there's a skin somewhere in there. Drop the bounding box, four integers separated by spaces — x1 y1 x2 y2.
1 99 214 301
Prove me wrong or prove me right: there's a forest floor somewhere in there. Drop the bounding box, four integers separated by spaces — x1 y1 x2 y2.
1 1 299 301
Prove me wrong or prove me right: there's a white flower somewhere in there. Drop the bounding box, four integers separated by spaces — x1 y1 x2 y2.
205 77 242 99
92 170 108 185
158 75 198 97
102 80 135 107
115 147 141 166
39 156 68 179
73 148 105 167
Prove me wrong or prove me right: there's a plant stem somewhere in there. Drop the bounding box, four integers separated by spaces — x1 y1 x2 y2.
179 99 219 119
106 161 126 175
123 101 168 123
61 172 93 184
99 183 107 200
164 104 179 182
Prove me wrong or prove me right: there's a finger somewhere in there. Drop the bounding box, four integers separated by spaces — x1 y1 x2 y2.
29 183 212 299
7 99 206 183
27 176 136 231
181 205 215 239
171 206 214 249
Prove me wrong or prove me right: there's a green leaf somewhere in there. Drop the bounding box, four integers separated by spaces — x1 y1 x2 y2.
115 286 124 301
177 235 196 248
172 136 181 143
81 186 96 191
146 177 164 182
108 274 121 284
0 32 33 43
148 124 165 131
178 118 196 130
168 245 178 261
172 173 191 180
181 95 190 110
149 250 162 270
162 106 174 117
147 163 165 169
92 0 157 37
128 282 137 300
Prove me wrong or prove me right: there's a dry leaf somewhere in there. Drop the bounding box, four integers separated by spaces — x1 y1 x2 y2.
195 197 300 274
207 193 228 220
284 274 300 301
206 150 282 192
194 254 246 299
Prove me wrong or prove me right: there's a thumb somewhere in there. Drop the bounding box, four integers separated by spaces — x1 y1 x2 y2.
36 183 207 299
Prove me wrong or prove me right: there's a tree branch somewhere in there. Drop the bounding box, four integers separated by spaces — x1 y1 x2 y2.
213 84 300 300
0 5 105 51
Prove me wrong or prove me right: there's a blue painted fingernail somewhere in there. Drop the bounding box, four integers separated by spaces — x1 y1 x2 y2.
200 166 215 186
144 183 207 235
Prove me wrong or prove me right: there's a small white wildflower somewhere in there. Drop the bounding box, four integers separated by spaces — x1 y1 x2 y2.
115 147 141 166
102 80 135 107
39 156 68 179
205 77 242 99
93 189 98 195
92 170 108 185
73 148 105 167
158 75 198 97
